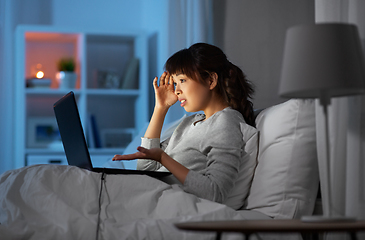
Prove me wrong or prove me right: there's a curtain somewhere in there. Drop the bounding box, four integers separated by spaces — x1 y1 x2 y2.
167 0 213 55
165 0 213 123
315 0 365 239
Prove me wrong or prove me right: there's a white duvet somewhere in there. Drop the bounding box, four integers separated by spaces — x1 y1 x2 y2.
0 164 301 240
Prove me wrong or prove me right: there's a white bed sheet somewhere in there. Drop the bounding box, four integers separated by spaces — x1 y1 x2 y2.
0 164 301 240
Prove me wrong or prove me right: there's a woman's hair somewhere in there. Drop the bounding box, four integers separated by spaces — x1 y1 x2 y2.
165 43 255 127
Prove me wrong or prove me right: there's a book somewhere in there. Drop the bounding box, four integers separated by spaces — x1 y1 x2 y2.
86 114 95 148
88 114 102 148
26 78 52 88
121 58 139 89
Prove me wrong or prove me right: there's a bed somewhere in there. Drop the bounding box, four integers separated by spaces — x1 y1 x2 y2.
0 99 319 240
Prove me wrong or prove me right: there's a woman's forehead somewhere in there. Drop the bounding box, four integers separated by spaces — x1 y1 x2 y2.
172 73 189 79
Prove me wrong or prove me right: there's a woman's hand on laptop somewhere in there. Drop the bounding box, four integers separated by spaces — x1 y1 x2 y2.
113 146 189 184
112 146 165 163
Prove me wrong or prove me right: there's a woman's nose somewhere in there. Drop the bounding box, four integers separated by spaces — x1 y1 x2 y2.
175 86 181 95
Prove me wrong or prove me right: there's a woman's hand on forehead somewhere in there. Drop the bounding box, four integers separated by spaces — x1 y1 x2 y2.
153 72 178 108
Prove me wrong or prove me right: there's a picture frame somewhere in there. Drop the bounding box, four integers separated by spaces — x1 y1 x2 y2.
96 69 121 89
27 117 62 148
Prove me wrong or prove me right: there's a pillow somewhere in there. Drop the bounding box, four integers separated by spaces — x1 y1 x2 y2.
224 123 259 210
243 99 319 219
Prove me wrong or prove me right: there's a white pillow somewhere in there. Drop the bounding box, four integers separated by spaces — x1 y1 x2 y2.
224 123 258 210
244 99 319 219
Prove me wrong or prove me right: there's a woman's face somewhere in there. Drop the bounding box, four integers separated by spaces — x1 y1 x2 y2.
172 73 212 113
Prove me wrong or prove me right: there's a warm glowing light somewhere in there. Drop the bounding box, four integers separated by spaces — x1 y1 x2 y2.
36 71 44 79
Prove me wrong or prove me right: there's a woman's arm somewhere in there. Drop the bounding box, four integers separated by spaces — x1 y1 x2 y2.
144 72 177 139
113 72 190 181
136 72 176 171
113 146 189 184
143 106 168 139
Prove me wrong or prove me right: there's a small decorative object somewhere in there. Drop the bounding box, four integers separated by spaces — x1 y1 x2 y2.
26 63 51 88
96 70 121 89
27 117 62 148
56 58 77 89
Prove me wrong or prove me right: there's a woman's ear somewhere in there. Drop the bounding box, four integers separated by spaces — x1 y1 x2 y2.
209 72 218 90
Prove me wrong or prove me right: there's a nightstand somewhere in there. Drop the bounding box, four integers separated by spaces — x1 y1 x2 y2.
175 219 365 240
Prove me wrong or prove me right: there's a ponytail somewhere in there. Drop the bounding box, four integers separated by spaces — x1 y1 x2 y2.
218 62 255 127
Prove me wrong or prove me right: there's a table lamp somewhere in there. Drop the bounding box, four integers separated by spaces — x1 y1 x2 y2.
278 23 365 222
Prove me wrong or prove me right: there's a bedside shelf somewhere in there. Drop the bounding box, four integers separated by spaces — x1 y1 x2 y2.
14 25 150 169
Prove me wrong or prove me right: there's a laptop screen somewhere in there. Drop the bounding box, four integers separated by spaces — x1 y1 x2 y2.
53 91 93 170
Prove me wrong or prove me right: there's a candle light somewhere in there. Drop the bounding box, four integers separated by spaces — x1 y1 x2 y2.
27 63 51 88
35 63 44 79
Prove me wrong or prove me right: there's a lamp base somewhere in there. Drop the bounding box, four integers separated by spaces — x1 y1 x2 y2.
301 215 356 223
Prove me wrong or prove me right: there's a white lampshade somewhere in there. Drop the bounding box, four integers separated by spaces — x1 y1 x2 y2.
279 23 365 99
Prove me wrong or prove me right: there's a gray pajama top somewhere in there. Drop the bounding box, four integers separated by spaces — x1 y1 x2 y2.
137 107 249 205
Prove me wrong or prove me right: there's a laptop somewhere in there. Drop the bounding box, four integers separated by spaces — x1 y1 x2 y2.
53 91 170 179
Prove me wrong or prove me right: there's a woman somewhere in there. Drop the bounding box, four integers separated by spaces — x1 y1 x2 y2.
113 43 255 209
